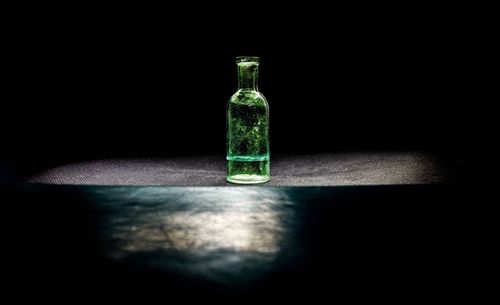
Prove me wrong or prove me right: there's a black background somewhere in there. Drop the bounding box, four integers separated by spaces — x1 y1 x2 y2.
0 6 486 300
3 6 476 175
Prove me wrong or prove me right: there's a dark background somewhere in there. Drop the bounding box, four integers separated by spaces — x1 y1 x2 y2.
0 6 486 300
2 6 477 180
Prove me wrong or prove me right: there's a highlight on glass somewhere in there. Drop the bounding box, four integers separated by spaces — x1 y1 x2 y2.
226 56 270 184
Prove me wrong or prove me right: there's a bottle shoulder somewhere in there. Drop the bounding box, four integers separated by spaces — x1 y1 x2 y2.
229 90 268 105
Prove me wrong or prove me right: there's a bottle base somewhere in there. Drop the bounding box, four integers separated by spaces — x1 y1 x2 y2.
226 174 270 184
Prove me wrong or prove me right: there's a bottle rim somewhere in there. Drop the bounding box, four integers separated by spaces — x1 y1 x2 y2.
236 56 260 64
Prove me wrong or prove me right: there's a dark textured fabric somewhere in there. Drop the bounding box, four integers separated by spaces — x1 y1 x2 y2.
26 152 448 186
9 184 465 300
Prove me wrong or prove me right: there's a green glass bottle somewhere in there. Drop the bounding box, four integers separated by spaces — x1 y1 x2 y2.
226 56 270 184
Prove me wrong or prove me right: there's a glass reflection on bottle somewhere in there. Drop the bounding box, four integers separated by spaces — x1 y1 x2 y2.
227 56 270 184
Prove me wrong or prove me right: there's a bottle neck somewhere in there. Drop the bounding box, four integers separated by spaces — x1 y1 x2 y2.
238 62 259 91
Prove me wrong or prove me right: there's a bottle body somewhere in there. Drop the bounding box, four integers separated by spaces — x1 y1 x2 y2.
227 57 270 184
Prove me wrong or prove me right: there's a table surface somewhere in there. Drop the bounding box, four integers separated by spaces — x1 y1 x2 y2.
26 151 449 186
5 183 468 300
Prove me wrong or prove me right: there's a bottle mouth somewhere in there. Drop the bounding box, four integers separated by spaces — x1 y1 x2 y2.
236 56 260 64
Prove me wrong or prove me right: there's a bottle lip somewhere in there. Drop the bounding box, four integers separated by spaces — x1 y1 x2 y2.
236 56 260 64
